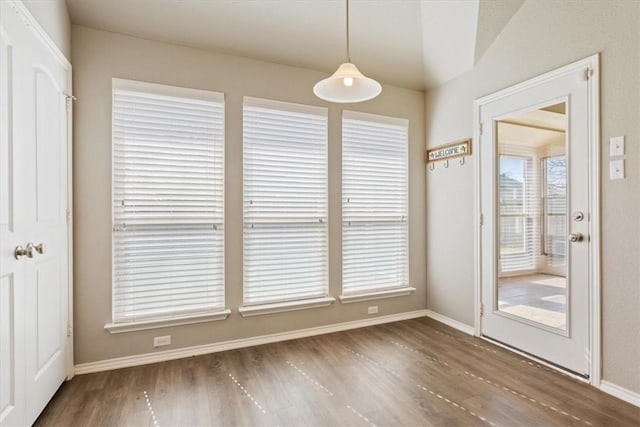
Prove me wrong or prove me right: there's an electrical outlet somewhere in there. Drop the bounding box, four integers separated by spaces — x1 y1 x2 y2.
367 305 379 315
153 335 171 347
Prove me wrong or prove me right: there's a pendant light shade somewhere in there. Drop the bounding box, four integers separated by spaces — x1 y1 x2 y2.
313 62 382 103
313 0 381 103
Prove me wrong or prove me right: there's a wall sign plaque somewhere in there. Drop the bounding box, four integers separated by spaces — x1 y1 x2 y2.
425 139 472 163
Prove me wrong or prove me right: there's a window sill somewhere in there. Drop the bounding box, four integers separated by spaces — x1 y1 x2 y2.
238 297 336 318
339 287 416 304
104 309 231 334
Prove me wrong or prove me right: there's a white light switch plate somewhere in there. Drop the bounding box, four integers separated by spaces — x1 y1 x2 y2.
610 136 625 157
610 159 624 180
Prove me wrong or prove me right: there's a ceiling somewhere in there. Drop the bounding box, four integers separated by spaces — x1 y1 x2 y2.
498 105 566 149
66 0 523 91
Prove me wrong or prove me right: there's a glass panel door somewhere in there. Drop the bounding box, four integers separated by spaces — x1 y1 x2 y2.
496 102 568 332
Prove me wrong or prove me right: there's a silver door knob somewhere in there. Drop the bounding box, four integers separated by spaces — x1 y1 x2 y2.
14 245 28 259
568 233 584 242
25 242 45 257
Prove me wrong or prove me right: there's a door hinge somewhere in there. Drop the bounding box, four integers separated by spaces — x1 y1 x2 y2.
479 213 484 226
64 94 76 110
66 209 72 224
480 303 484 316
479 123 483 135
66 321 72 337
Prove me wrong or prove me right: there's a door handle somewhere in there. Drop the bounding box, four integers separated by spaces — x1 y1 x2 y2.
14 245 28 259
568 233 584 242
32 243 45 255
25 242 45 257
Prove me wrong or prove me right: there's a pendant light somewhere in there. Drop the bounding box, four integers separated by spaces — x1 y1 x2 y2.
313 0 381 103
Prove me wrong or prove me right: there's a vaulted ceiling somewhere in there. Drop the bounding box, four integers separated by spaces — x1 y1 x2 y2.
66 0 524 91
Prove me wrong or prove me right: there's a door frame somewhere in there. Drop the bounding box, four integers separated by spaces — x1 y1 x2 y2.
472 54 600 385
8 0 75 380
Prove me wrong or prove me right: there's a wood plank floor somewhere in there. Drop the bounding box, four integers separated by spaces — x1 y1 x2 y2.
35 318 640 426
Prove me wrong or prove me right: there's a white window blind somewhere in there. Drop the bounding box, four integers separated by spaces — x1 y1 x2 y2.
243 97 328 305
342 111 409 295
498 152 539 273
112 79 225 323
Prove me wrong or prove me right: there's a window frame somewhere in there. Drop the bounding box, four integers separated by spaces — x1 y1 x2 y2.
106 78 229 333
340 110 413 301
239 96 332 314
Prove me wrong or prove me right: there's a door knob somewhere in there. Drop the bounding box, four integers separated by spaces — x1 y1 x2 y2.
25 242 45 257
14 245 28 259
568 233 584 242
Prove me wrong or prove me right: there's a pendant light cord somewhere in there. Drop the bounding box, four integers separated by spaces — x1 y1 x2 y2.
346 0 351 62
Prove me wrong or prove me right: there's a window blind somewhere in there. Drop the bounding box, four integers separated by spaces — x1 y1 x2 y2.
243 97 328 305
342 111 409 295
498 153 539 273
112 79 225 323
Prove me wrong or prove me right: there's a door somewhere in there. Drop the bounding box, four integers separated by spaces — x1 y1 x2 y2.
0 2 70 425
477 57 598 377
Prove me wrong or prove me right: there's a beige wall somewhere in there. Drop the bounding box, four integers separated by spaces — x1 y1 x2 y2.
22 0 71 60
71 25 426 364
425 0 640 393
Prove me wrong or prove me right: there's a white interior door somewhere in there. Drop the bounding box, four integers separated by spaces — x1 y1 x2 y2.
0 2 70 425
478 58 597 377
0 12 26 425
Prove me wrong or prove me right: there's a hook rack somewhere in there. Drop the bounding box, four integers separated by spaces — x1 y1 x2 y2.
425 138 472 172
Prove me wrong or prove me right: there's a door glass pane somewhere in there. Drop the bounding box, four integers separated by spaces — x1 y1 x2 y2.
496 102 567 331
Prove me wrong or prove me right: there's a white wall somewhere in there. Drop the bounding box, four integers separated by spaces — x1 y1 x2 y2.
22 0 70 60
71 25 426 364
425 0 640 393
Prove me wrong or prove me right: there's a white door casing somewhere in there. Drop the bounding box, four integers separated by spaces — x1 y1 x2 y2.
0 1 72 425
474 55 600 379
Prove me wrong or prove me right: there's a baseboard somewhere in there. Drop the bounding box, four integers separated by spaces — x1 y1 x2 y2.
425 309 475 336
74 309 429 375
600 380 640 408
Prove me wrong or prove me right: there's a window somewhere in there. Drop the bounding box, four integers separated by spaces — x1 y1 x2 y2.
498 155 537 272
342 111 409 296
542 156 567 268
242 97 328 308
111 79 225 328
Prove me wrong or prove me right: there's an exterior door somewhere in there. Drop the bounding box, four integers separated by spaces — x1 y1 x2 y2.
0 2 70 425
478 57 598 377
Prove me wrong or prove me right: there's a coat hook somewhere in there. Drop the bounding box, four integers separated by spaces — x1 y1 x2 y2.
429 163 435 171
444 159 449 168
460 157 465 166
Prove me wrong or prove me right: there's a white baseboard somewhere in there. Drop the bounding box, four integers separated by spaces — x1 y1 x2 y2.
425 309 475 336
74 309 429 375
600 380 640 408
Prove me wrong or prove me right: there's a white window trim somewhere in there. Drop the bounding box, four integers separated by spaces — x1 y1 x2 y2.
341 110 410 296
339 287 416 304
238 297 335 318
110 78 227 327
105 309 231 334
242 96 329 306
112 78 224 103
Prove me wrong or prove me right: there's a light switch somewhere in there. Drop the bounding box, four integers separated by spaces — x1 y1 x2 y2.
610 136 625 157
610 159 624 180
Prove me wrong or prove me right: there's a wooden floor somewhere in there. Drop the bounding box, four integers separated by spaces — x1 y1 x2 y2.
35 318 639 426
